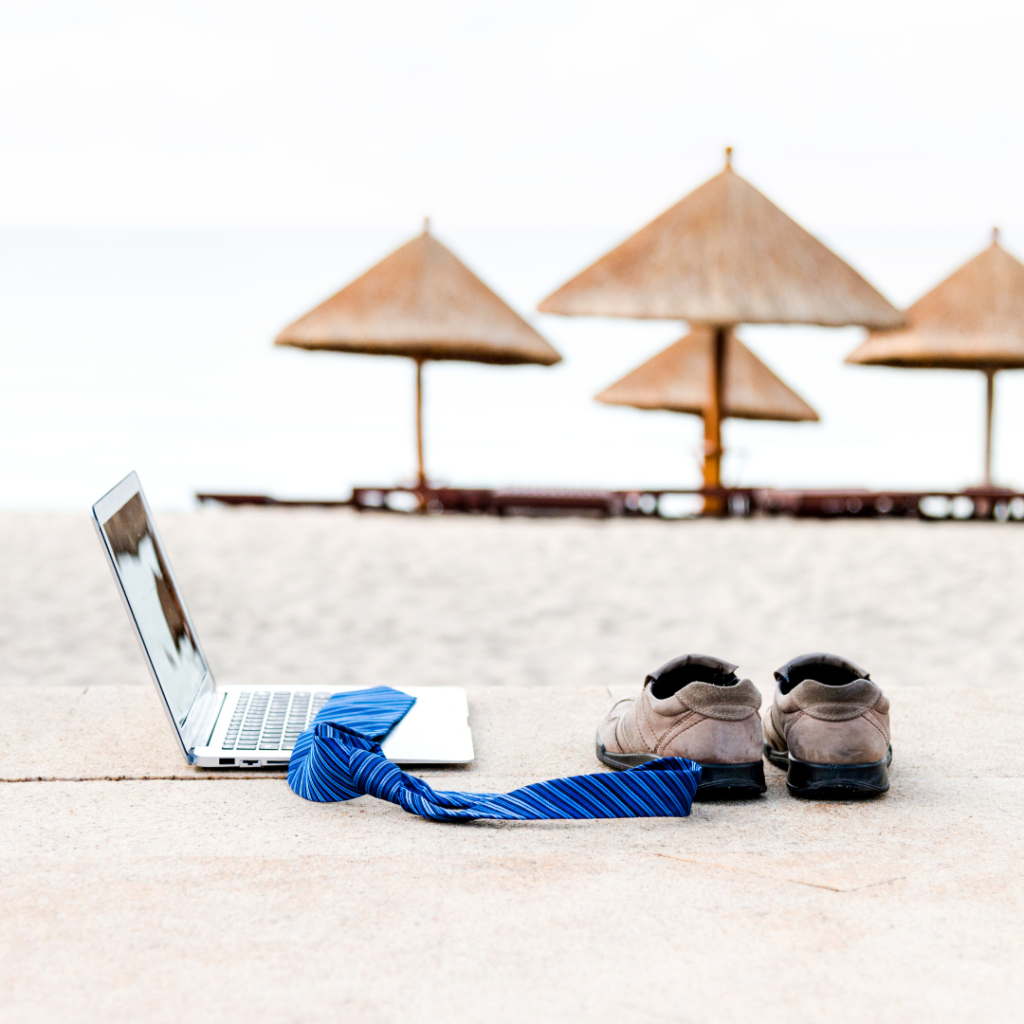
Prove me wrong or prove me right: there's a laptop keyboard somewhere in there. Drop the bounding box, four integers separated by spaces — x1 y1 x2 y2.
221 691 332 752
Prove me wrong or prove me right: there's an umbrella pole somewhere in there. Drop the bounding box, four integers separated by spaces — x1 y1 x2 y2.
414 358 427 490
702 326 727 516
984 367 996 487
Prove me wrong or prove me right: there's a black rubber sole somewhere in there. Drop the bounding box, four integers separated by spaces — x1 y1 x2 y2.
596 738 766 799
764 742 892 797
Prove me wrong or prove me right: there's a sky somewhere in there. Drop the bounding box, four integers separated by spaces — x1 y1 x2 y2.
2 1 1024 508
3 1 1024 236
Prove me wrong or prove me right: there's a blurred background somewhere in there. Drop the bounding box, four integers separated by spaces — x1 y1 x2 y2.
2 0 1024 509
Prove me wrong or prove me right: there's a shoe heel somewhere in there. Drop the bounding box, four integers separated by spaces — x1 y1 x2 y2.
694 760 767 800
784 747 892 797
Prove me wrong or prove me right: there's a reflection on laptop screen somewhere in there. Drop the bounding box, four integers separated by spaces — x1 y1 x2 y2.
102 493 207 726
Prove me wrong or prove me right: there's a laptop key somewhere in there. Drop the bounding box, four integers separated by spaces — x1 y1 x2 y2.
259 692 291 749
236 692 270 750
282 692 311 751
221 692 251 750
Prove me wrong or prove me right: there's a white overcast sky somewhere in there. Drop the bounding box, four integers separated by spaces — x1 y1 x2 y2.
2 0 1023 235
4 0 1024 507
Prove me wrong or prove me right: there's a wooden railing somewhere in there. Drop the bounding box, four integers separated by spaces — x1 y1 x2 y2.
196 485 1024 521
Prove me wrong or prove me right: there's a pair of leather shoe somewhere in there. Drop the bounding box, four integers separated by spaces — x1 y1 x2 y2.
596 653 892 799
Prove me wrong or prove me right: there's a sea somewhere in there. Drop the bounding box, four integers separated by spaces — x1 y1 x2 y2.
0 226 1017 511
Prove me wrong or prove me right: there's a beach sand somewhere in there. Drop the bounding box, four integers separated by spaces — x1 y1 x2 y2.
3 507 1022 694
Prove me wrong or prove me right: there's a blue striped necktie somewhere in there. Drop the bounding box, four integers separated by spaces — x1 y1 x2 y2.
287 686 701 821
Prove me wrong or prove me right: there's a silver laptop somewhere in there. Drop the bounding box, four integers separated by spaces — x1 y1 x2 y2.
92 472 475 768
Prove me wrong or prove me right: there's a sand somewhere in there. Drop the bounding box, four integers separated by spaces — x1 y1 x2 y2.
2 507 1023 694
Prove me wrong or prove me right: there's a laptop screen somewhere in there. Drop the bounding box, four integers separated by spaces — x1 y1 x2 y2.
101 492 207 726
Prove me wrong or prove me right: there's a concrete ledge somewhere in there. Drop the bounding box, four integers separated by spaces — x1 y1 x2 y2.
0 684 619 782
0 685 284 780
1 685 1022 1022
4 683 1022 785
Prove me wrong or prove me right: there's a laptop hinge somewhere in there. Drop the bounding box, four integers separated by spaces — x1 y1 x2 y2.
180 673 220 759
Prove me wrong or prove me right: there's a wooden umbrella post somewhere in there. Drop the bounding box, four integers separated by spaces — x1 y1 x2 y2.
415 358 427 490
702 326 727 515
984 367 996 487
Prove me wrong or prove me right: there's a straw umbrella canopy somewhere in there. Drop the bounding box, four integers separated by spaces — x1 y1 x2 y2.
596 327 818 424
539 150 902 506
846 230 1024 486
275 222 561 488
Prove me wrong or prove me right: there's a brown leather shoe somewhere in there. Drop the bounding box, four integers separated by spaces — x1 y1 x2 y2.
764 653 891 797
597 654 766 797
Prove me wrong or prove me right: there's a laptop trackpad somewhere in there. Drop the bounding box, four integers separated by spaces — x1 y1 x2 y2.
378 686 475 765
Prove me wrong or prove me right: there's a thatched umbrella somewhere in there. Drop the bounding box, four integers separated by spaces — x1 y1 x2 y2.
539 150 902 508
846 230 1024 486
596 327 818 425
276 221 561 487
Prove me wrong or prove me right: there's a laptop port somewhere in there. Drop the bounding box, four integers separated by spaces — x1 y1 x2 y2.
266 760 289 765
241 760 259 765
219 758 235 765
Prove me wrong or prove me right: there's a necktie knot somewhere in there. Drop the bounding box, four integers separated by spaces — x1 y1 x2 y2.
289 687 701 822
